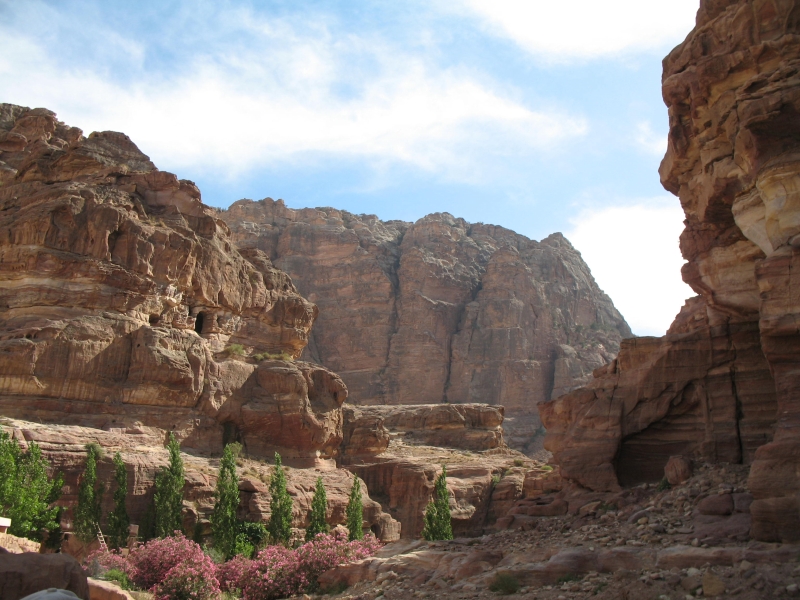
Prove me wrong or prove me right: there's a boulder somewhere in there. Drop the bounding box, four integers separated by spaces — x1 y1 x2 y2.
0 553 88 600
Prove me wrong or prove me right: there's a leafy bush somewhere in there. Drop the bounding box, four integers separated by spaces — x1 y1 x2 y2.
488 573 520 595
252 351 294 362
657 477 671 492
217 553 252 593
102 569 132 591
513 459 525 467
84 548 135 579
226 344 246 357
236 521 268 558
0 431 64 541
128 533 209 590
240 532 381 599
153 554 220 600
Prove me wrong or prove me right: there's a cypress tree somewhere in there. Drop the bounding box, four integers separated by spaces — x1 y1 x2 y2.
211 443 240 559
267 453 292 544
345 476 363 541
75 443 104 543
154 433 185 537
107 452 130 550
421 465 453 541
305 476 329 541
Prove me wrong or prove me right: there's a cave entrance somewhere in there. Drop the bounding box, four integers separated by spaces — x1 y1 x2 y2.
194 312 205 335
222 421 241 447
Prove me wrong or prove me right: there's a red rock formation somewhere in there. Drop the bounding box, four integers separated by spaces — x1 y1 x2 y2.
221 201 631 452
542 0 800 542
0 104 345 464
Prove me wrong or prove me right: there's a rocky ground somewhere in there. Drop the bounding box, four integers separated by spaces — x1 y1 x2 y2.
319 463 800 600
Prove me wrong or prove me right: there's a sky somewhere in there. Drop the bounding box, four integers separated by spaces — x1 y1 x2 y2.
0 0 698 336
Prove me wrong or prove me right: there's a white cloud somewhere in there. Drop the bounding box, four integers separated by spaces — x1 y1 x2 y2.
460 0 699 62
566 199 694 336
634 121 667 156
0 13 587 181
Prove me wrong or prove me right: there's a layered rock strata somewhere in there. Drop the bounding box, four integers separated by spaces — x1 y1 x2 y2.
220 200 631 451
0 104 346 465
339 402 540 539
542 0 800 542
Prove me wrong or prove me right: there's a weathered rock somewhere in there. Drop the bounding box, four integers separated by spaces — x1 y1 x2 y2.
0 552 88 600
0 104 344 464
87 579 135 600
221 201 631 452
342 404 504 454
542 1 800 541
697 494 734 516
665 456 693 485
0 533 40 554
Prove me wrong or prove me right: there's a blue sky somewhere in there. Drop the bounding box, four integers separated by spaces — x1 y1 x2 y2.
0 0 699 335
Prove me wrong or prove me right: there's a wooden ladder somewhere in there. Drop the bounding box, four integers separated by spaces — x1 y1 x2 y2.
97 528 108 552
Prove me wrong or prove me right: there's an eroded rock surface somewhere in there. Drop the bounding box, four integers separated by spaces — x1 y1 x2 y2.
0 103 346 464
541 0 800 543
220 200 630 452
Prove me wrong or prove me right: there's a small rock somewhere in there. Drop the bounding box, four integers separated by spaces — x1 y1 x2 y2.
665 456 693 485
686 568 701 577
681 575 702 592
789 583 800 597
691 538 700 547
702 572 726 597
738 560 753 571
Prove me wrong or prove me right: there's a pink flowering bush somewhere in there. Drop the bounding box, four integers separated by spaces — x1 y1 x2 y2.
81 530 381 600
217 553 253 592
240 532 382 599
84 548 134 578
154 553 221 600
128 534 216 592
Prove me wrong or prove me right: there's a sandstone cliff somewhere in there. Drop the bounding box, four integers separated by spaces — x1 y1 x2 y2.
541 0 800 543
220 201 631 452
0 103 346 465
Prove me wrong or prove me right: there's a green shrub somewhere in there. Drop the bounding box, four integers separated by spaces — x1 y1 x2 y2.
252 351 294 362
102 568 132 591
540 465 554 472
488 573 520 595
226 344 245 357
0 432 64 542
657 477 671 492
513 459 525 467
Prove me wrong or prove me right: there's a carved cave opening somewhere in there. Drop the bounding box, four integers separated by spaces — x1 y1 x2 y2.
194 311 205 335
222 421 241 447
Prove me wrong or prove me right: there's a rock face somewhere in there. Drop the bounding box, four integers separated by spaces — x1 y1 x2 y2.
541 0 800 542
0 104 346 464
220 200 631 451
342 403 504 454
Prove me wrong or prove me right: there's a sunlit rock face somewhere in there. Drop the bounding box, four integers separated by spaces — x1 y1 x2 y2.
220 200 631 453
542 0 800 542
0 103 346 464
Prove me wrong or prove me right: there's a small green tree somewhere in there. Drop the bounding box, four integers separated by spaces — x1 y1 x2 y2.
107 452 130 550
75 443 104 543
345 476 363 541
211 443 240 559
421 465 453 541
0 432 63 541
305 477 329 541
267 453 293 545
154 433 185 537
